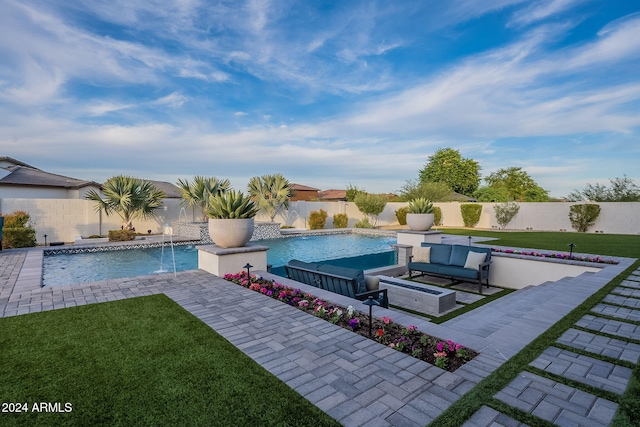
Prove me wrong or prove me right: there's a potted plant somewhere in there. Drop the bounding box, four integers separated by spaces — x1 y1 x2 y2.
206 190 259 248
406 198 435 231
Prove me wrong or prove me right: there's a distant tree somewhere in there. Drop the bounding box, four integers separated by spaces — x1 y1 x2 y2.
247 174 293 222
85 176 165 230
346 184 365 202
399 180 454 202
419 148 480 196
473 186 510 202
483 167 549 202
567 175 640 202
177 176 231 221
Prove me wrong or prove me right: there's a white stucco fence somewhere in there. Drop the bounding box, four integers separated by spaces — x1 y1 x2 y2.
0 198 638 244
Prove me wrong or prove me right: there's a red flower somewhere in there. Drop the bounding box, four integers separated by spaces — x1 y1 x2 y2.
377 329 384 337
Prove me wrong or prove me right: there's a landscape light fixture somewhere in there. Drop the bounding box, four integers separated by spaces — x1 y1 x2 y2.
568 243 576 259
468 236 472 246
43 234 48 247
362 296 380 337
244 263 253 279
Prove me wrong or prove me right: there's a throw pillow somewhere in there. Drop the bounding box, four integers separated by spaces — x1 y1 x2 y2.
364 275 379 291
464 251 487 271
412 246 431 263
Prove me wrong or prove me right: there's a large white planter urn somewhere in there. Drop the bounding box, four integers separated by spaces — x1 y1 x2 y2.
406 213 434 231
208 218 255 248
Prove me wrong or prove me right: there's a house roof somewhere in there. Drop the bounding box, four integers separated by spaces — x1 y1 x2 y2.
148 180 182 198
0 165 99 189
290 183 320 192
0 156 37 169
318 189 347 200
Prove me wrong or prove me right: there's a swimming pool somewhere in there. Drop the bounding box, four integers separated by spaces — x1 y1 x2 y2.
43 233 397 287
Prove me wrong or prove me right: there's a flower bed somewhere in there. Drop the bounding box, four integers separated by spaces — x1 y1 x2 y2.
224 272 477 372
491 248 617 264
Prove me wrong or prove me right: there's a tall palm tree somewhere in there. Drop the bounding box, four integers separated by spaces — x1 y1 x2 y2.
176 176 231 221
247 174 293 222
85 176 165 230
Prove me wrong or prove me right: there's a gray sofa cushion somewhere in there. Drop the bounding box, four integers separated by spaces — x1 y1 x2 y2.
449 245 470 267
287 259 320 271
439 265 478 279
317 264 366 294
423 243 452 265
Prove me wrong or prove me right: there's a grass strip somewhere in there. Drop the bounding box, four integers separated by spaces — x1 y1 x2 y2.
572 325 640 346
440 229 640 258
485 397 557 427
553 342 636 370
0 294 340 427
428 259 640 427
587 311 640 326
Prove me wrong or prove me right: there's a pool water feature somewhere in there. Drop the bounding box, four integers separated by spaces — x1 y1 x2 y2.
43 234 397 287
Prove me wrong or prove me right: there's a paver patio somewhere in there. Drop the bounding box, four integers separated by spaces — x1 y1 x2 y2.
0 245 636 426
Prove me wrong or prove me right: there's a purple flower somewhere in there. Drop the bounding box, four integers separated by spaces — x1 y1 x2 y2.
349 318 359 330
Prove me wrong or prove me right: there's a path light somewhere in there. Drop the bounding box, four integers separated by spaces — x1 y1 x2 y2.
568 243 576 259
362 296 380 337
244 263 253 280
43 234 48 247
468 236 472 246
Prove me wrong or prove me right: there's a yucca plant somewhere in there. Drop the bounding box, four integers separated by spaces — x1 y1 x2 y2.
407 198 434 214
206 191 258 219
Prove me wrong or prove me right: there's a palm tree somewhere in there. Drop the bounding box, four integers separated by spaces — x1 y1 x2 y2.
247 174 293 222
85 176 165 230
176 176 231 221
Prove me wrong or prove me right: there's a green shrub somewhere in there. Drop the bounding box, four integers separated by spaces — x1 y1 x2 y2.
569 204 601 232
308 209 328 230
433 206 443 226
2 227 37 249
353 193 387 226
206 191 258 219
88 235 104 239
395 207 408 225
354 217 374 228
333 213 348 228
3 210 31 228
108 229 136 241
494 201 520 229
460 203 482 227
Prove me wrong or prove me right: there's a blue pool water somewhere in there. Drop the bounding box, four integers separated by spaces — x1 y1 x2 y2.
43 234 397 287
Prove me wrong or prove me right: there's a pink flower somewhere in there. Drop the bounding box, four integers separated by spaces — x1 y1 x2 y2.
382 316 392 324
437 341 445 352
408 325 418 332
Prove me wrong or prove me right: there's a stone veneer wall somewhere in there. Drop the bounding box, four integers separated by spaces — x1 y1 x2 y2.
172 221 282 244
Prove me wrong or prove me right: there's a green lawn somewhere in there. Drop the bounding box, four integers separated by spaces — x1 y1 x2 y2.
440 228 640 258
0 295 340 427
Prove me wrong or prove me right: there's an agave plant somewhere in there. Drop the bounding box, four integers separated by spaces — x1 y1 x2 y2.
206 191 258 219
407 198 434 214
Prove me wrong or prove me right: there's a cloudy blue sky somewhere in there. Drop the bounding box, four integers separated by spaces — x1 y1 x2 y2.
1 0 639 198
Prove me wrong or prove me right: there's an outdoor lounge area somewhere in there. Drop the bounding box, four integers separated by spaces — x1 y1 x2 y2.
1 229 639 426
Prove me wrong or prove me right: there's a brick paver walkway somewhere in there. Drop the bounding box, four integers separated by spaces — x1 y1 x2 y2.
0 247 636 426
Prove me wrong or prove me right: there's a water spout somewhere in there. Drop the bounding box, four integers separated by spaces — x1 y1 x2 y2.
159 225 177 277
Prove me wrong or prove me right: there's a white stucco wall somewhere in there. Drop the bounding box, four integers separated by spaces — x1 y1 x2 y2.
0 198 638 244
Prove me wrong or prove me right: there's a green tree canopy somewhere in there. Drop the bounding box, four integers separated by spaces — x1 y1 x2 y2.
399 180 454 202
480 167 549 202
419 148 480 196
353 193 387 226
85 175 165 230
567 175 640 202
247 173 293 222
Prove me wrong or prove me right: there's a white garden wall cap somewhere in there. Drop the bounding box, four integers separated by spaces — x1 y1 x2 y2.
490 247 618 265
195 244 269 255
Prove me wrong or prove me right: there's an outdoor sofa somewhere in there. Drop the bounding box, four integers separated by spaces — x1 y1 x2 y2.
284 259 389 308
408 243 492 293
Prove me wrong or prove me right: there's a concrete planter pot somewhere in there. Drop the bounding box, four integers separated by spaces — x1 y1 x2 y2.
406 213 434 231
208 218 255 248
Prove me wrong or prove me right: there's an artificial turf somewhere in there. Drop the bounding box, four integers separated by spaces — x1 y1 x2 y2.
0 294 340 427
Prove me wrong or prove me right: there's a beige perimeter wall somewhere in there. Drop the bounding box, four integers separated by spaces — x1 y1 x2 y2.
1 198 639 244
